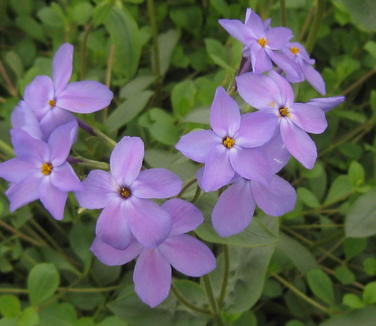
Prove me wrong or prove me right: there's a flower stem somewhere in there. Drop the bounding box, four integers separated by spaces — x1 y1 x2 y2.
77 118 116 148
305 0 325 52
0 220 45 247
203 275 225 326
0 139 14 157
272 273 332 314
69 155 109 170
147 0 161 81
280 0 286 26
104 43 116 120
218 245 229 308
177 178 197 197
191 186 201 203
172 284 211 315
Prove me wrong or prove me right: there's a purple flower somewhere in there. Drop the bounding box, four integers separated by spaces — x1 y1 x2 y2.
236 71 330 169
282 42 326 95
0 121 82 220
11 101 43 140
176 87 273 192
75 136 182 250
91 198 216 307
212 175 296 237
22 43 113 138
219 9 299 78
307 96 345 113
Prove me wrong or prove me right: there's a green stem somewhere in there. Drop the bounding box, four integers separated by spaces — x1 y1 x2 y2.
191 186 201 203
272 273 332 314
299 6 314 41
77 118 116 148
104 43 116 120
172 284 211 315
218 245 229 308
0 285 122 294
147 0 161 80
177 178 197 197
0 139 14 157
0 220 44 247
280 0 286 26
69 155 109 170
203 275 225 326
305 0 325 52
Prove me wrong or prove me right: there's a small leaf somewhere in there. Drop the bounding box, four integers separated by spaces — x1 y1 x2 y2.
348 161 365 187
297 187 320 208
334 266 355 285
363 281 376 304
0 295 20 318
342 294 364 309
363 258 376 276
306 269 335 305
17 307 39 326
344 238 367 260
154 30 180 76
324 175 352 206
171 80 197 117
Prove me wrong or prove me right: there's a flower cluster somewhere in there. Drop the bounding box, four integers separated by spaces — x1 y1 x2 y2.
176 9 345 237
0 8 345 309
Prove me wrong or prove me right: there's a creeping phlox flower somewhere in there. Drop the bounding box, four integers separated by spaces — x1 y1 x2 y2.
236 70 341 169
11 101 43 140
219 9 299 79
91 198 216 307
0 121 82 220
176 87 274 192
19 43 113 138
75 136 182 250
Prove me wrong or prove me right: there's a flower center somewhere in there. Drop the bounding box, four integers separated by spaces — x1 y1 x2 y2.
257 38 268 48
119 186 132 199
279 106 290 117
41 162 53 175
290 46 300 55
222 136 235 149
49 99 56 108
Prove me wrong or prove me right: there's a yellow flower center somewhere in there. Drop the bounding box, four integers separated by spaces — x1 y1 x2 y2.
290 47 300 55
279 106 290 117
41 162 53 175
49 99 56 108
119 186 132 199
257 38 268 48
222 136 235 149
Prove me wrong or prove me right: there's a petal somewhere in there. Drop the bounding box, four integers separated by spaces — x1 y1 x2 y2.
39 178 68 220
52 43 73 95
50 163 83 192
39 107 76 140
268 70 295 106
212 179 255 237
291 103 327 134
48 120 78 166
90 237 142 266
159 235 216 276
308 96 345 113
201 146 234 192
229 147 271 185
75 170 114 209
250 43 273 73
132 168 182 199
128 198 171 248
246 10 266 38
11 101 43 140
269 51 302 83
96 200 132 250
133 249 171 308
236 111 278 148
236 73 281 109
251 175 296 216
11 129 49 165
210 87 241 138
6 174 41 211
175 129 219 163
261 133 290 174
110 136 144 186
162 198 204 236
0 158 36 183
57 81 113 113
280 119 317 169
218 19 254 44
302 63 326 95
266 27 293 49
23 75 54 118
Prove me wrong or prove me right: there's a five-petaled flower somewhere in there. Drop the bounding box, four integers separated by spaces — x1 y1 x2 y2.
91 198 216 307
0 121 83 220
75 136 182 250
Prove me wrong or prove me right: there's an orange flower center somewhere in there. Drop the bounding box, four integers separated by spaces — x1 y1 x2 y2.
257 38 268 48
290 47 300 55
279 106 290 117
119 186 132 199
49 99 56 108
222 136 235 149
41 162 53 175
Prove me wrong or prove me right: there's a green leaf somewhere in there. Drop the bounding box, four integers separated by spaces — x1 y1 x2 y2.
342 293 364 309
72 2 93 25
0 295 20 318
364 41 376 59
363 281 376 304
17 307 39 326
119 75 155 99
173 280 206 307
97 316 128 326
106 90 153 132
27 263 60 306
345 188 376 237
171 80 197 117
348 161 365 187
155 30 180 76
37 4 65 28
169 6 203 34
68 222 93 273
344 238 367 260
15 16 45 42
306 269 335 305
319 306 376 326
92 0 113 26
205 38 235 72
334 266 355 285
105 7 141 80
232 311 257 326
210 0 230 16
324 175 352 206
297 187 320 208
5 52 23 79
363 258 376 276
38 303 77 326
286 321 305 326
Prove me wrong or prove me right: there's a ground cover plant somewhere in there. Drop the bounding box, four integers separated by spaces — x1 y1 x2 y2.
0 0 375 325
